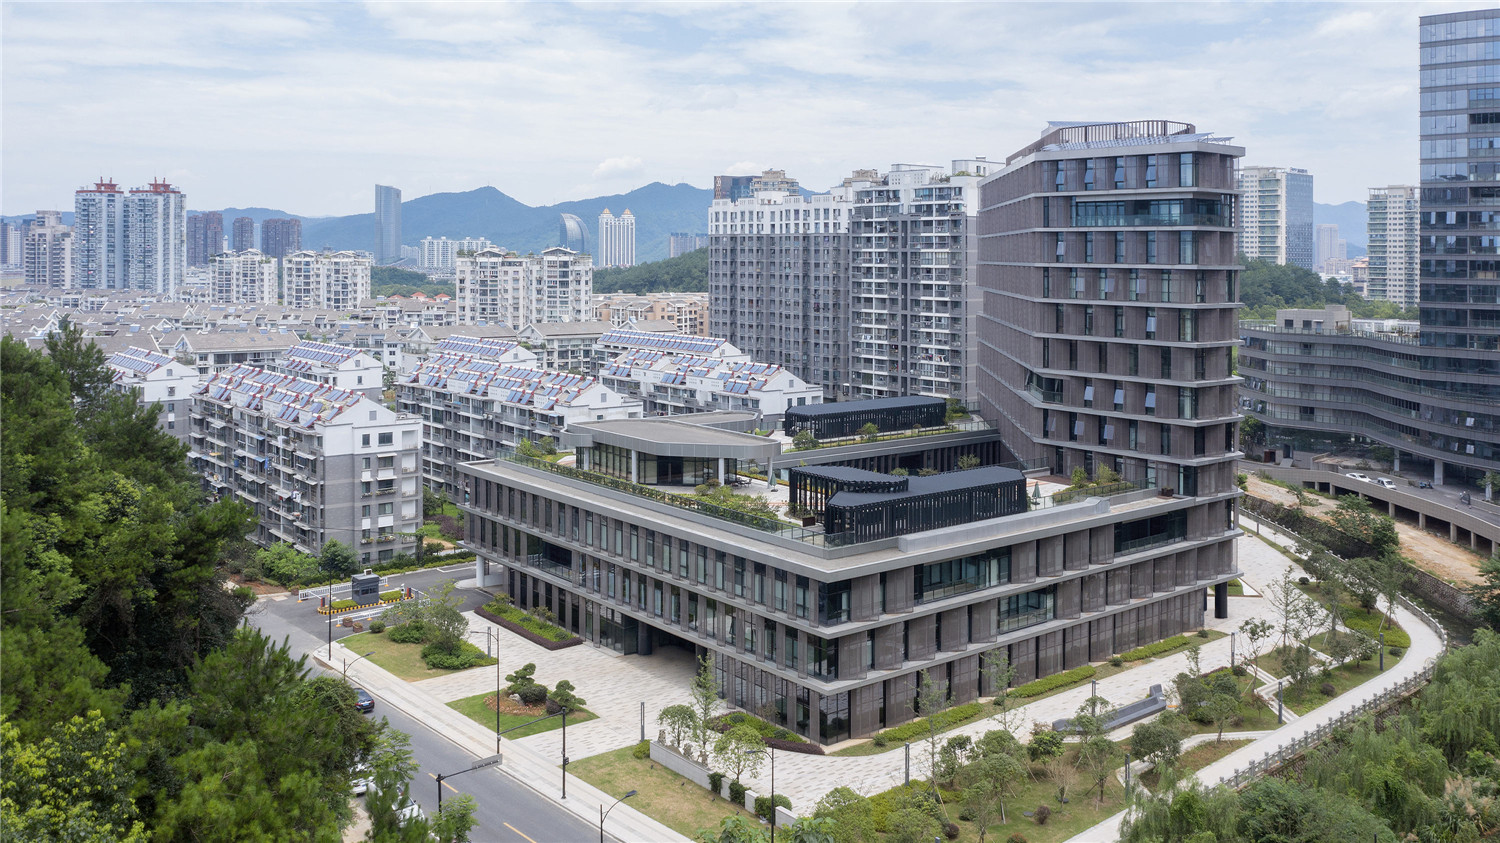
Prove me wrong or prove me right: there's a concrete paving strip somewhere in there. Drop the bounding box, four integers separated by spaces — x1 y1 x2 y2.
329 640 691 843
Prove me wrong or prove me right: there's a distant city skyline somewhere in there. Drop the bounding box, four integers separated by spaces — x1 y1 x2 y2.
1 2 1479 215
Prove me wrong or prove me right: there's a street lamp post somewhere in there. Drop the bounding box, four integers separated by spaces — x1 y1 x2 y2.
344 650 376 680
600 790 637 843
746 746 777 843
1277 680 1285 725
1379 631 1385 672
496 633 502 754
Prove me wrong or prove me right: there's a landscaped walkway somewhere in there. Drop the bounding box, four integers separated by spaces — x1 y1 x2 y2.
1065 516 1447 842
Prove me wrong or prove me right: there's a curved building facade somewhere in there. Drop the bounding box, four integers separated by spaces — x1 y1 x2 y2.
559 213 590 253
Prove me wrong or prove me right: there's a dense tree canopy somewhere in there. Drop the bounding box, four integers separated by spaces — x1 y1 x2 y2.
1 334 426 839
1240 258 1417 320
594 248 708 294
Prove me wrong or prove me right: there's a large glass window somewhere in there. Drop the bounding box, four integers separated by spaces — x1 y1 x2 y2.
997 587 1055 633
1179 153 1196 187
916 548 1012 604
818 580 851 625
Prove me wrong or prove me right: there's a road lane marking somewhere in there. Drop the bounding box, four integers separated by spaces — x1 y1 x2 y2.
504 822 540 843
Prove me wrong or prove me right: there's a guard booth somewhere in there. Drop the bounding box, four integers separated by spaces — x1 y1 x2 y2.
352 571 381 606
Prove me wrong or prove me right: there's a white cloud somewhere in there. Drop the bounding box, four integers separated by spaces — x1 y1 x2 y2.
0 1 1457 215
592 156 646 181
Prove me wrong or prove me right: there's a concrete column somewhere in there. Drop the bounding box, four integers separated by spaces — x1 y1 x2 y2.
1214 582 1229 619
1419 512 1427 529
1388 500 1396 517
717 457 726 483
1452 522 1459 543
1435 462 1445 486
631 450 638 484
1393 451 1401 472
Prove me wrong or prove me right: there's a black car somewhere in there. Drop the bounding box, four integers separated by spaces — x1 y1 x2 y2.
354 688 375 713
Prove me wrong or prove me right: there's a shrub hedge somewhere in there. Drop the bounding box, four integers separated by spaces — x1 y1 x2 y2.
420 640 495 671
331 599 356 610
728 780 747 805
754 794 792 821
1011 665 1097 699
711 712 806 743
480 600 574 643
871 702 984 745
1119 635 1191 662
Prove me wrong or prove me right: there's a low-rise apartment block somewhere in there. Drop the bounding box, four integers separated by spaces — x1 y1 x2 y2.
209 250 279 305
399 353 641 497
106 345 200 440
270 340 385 402
595 327 745 368
284 251 372 310
188 364 423 559
599 349 822 420
516 321 615 373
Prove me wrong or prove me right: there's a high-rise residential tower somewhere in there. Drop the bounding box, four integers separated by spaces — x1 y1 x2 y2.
73 179 126 289
598 209 636 267
1366 185 1420 307
1314 223 1341 272
668 233 710 257
126 180 186 294
23 211 73 288
374 184 402 264
848 161 991 403
261 218 302 260
1236 165 1315 270
420 236 493 273
558 213 590 253
709 173 859 396
187 211 224 266
231 216 255 253
977 119 1245 509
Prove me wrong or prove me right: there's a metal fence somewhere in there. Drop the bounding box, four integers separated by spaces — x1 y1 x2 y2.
1222 513 1449 790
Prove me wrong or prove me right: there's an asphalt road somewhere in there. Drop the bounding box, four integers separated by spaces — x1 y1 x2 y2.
251 572 602 843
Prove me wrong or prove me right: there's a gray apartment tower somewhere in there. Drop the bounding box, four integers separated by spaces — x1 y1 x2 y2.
375 184 403 265
231 216 255 253
1239 10 1500 487
976 119 1243 565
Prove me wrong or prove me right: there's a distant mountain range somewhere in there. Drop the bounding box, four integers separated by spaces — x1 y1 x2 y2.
1314 201 1368 258
297 183 712 262
6 182 715 263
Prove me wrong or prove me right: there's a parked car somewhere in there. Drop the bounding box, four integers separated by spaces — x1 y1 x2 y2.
351 764 372 797
1374 477 1397 489
1345 472 1371 483
396 802 425 823
354 688 375 714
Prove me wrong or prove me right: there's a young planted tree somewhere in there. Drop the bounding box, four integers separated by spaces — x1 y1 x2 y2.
318 539 359 578
689 653 724 756
1079 734 1121 807
963 744 1027 825
1239 617 1275 679
658 703 697 746
912 670 950 799
962 777 1001 843
1129 719 1182 772
714 724 766 782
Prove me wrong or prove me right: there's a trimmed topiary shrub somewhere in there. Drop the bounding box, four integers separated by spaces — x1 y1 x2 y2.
368 619 386 633
632 740 650 760
872 734 888 747
729 780 747 805
1034 804 1051 825
754 794 792 821
1320 682 1337 697
944 821 960 839
518 684 548 707
1196 628 1210 638
707 772 725 796
1390 646 1404 657
1009 832 1030 843
1109 655 1124 667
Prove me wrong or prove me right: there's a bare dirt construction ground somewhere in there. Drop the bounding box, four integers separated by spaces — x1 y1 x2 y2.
1245 476 1486 585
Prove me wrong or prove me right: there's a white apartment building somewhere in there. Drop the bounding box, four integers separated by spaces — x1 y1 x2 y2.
106 345 200 440
1236 165 1315 270
454 246 592 328
594 327 746 367
125 181 187 295
598 208 636 267
73 180 127 289
516 321 613 373
397 355 642 496
709 175 859 397
270 340 385 402
407 334 538 372
283 250 372 310
850 161 985 402
23 211 74 289
420 236 494 273
1367 185 1420 308
169 330 301 377
209 250 279 304
599 349 822 420
188 363 423 560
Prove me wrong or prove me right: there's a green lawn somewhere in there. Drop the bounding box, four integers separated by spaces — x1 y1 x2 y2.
570 745 751 839
1228 578 1246 596
446 692 596 738
1140 738 1253 791
1286 650 1405 716
337 631 495 682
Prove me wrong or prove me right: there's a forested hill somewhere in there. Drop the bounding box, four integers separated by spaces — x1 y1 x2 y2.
594 248 708 293
1240 258 1415 320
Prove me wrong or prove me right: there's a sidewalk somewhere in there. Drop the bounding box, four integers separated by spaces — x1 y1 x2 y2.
1065 518 1447 842
330 639 691 843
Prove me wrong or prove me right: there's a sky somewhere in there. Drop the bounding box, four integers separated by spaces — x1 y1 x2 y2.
0 0 1488 216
